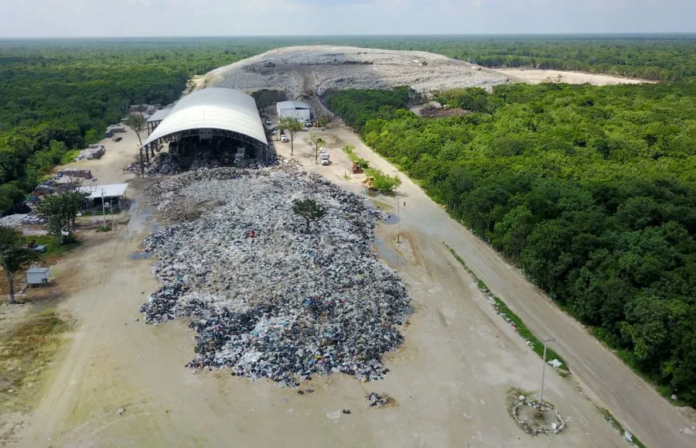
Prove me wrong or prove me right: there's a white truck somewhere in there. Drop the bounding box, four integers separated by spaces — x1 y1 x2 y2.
319 147 330 165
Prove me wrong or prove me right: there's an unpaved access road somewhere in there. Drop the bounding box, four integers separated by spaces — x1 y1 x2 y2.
494 69 656 86
284 126 695 448
11 128 630 447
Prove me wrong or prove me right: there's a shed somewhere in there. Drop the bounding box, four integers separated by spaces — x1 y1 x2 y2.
78 183 129 210
27 267 50 286
277 101 311 122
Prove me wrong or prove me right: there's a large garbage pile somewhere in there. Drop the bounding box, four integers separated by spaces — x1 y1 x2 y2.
141 161 411 385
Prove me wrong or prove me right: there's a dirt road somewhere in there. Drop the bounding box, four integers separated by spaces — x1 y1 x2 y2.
494 69 655 86
289 126 695 448
9 128 634 447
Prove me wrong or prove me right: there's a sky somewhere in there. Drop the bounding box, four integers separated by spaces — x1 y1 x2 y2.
1 0 694 38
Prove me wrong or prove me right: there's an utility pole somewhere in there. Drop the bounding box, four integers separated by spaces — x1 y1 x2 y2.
538 337 555 409
101 188 107 228
396 196 401 243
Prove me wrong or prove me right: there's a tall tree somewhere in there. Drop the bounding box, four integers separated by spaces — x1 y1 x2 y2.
304 133 326 165
278 117 302 156
126 114 146 147
292 199 326 233
0 226 40 304
36 191 87 244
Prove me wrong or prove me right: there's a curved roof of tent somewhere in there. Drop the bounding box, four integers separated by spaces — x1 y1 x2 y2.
143 88 266 147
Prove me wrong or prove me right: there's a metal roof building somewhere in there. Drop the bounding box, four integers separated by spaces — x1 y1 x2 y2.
78 183 129 200
143 88 268 149
277 101 311 122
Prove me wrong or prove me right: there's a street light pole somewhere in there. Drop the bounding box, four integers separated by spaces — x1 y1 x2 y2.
396 196 400 243
538 337 555 408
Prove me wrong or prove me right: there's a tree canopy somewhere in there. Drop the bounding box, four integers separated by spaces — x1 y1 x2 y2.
326 83 696 406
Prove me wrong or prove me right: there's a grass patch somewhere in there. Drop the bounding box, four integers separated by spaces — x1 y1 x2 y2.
342 145 370 169
0 310 70 411
445 243 569 372
92 209 121 216
24 235 82 259
598 407 648 448
60 149 81 165
365 168 402 193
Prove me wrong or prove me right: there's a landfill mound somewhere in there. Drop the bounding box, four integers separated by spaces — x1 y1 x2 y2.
141 161 412 385
208 45 513 100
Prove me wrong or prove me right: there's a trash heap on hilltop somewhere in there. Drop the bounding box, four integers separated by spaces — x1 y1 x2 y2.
141 160 412 385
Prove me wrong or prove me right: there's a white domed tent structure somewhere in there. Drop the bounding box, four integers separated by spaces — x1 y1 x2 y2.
140 88 269 168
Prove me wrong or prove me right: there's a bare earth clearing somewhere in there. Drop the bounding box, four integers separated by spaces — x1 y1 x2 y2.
495 69 656 86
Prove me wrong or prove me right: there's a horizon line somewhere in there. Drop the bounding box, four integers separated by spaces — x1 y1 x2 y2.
2 32 696 40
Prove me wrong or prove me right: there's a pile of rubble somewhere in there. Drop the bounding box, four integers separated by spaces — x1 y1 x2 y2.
367 392 393 408
209 45 513 101
0 213 45 227
141 161 411 385
77 144 105 161
189 152 221 171
148 153 182 176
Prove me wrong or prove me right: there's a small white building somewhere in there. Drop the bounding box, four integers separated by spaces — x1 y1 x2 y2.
276 101 311 122
27 267 50 286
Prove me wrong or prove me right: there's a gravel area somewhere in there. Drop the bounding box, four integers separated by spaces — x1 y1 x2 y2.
141 161 411 385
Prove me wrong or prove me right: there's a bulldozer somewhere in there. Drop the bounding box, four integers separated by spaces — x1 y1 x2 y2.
352 162 364 174
362 176 375 190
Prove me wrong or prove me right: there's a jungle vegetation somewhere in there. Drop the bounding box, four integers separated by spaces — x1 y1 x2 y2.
2 36 695 213
325 83 696 406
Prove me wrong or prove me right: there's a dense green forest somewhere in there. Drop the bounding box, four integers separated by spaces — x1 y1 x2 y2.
340 35 696 82
324 84 696 406
2 36 695 213
0 39 276 212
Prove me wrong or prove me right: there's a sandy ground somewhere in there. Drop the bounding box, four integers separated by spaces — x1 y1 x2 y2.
494 69 656 86
4 125 629 448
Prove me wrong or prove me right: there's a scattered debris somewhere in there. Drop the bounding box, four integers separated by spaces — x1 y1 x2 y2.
140 161 411 386
342 409 351 415
509 389 565 435
326 410 342 420
548 359 563 369
367 392 392 408
117 407 125 416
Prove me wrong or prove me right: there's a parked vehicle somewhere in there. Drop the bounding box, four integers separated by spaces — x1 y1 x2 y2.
112 137 123 142
281 134 289 143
